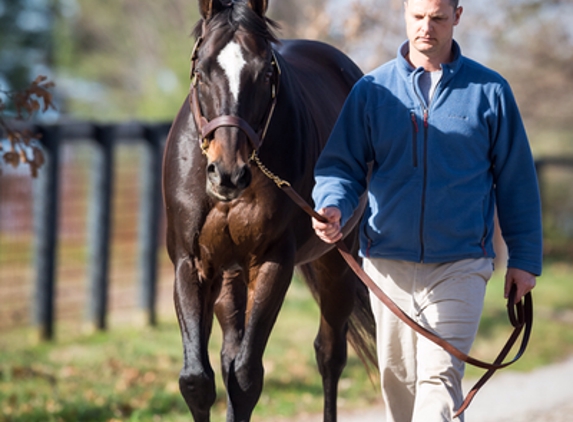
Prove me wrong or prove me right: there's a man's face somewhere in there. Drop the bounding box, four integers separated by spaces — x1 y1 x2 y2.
404 0 462 59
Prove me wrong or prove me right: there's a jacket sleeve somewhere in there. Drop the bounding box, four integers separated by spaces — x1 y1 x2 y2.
490 81 543 275
312 79 374 227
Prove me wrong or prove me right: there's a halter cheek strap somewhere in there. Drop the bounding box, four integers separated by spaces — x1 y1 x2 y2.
189 34 280 156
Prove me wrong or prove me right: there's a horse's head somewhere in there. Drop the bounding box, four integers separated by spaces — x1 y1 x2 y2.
192 0 279 202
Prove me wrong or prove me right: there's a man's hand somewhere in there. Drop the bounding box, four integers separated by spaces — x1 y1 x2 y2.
312 207 342 244
505 267 536 304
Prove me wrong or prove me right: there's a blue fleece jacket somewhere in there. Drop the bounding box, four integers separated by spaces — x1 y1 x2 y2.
312 41 543 275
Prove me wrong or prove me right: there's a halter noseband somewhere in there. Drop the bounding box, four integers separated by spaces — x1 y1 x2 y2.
189 34 281 157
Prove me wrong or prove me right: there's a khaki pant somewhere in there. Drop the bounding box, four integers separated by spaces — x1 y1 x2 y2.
364 258 493 422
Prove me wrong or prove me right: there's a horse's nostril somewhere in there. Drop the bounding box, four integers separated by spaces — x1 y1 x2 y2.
234 165 252 189
206 162 221 185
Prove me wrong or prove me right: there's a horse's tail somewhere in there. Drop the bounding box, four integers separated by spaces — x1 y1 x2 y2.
298 257 379 380
345 269 379 378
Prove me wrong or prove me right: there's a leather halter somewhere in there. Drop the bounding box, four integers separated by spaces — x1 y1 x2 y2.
188 34 280 156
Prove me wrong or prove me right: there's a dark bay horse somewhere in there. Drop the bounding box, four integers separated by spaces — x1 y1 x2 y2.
162 1 376 421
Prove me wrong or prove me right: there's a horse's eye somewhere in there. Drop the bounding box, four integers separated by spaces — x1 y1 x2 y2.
264 70 273 83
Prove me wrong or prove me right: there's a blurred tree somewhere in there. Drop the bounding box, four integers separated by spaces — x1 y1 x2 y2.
1 0 570 129
268 0 332 41
270 0 573 132
52 0 199 121
271 0 404 70
488 0 573 131
0 0 56 91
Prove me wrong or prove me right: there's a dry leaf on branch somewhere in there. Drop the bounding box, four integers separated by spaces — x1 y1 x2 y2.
0 76 55 177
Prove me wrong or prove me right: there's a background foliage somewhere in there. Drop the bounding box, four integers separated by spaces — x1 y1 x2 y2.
1 0 573 130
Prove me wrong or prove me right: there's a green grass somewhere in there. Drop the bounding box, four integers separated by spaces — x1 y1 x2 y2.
466 260 573 377
1 261 572 422
0 326 189 422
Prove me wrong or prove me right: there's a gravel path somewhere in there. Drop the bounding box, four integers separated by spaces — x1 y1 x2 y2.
294 355 573 422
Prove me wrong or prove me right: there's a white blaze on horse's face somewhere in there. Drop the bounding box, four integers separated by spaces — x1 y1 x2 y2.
217 41 246 102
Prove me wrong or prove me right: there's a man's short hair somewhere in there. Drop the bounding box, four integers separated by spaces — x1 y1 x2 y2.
406 0 460 9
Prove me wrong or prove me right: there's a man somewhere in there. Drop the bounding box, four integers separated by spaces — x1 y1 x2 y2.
311 0 542 421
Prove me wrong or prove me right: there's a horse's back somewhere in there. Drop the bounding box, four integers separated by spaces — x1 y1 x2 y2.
277 39 363 104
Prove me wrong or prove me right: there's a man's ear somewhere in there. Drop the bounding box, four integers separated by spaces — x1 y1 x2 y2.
454 6 463 26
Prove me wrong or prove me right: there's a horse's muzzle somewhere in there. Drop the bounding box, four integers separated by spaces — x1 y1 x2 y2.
206 161 252 201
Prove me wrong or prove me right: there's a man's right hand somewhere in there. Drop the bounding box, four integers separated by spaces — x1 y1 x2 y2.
312 207 343 244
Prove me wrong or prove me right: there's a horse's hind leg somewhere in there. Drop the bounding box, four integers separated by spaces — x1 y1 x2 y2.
304 248 359 422
174 257 219 422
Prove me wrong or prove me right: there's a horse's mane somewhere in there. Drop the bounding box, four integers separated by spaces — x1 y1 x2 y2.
192 1 280 43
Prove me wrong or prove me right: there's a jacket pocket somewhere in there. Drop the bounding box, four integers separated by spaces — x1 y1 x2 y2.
410 112 419 167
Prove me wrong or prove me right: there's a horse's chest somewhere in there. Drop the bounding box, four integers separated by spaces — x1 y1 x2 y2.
199 202 269 259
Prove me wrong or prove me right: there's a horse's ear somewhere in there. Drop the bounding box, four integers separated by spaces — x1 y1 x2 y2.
246 0 269 17
198 0 229 19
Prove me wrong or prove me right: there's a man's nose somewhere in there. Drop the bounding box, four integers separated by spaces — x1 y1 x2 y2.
420 17 432 33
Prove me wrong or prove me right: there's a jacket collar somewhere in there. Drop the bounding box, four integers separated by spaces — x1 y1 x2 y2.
397 40 463 83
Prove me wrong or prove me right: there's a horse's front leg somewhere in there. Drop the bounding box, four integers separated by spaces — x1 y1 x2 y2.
174 256 220 422
214 269 247 386
222 243 295 422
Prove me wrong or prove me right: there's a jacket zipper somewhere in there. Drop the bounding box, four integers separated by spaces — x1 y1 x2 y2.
412 73 430 262
419 109 429 262
410 113 419 167
413 70 443 262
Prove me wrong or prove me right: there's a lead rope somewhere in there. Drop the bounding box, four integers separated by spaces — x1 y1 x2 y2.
255 156 533 418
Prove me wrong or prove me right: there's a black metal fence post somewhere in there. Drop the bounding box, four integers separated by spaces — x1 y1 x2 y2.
86 125 116 331
137 126 164 326
32 125 61 341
